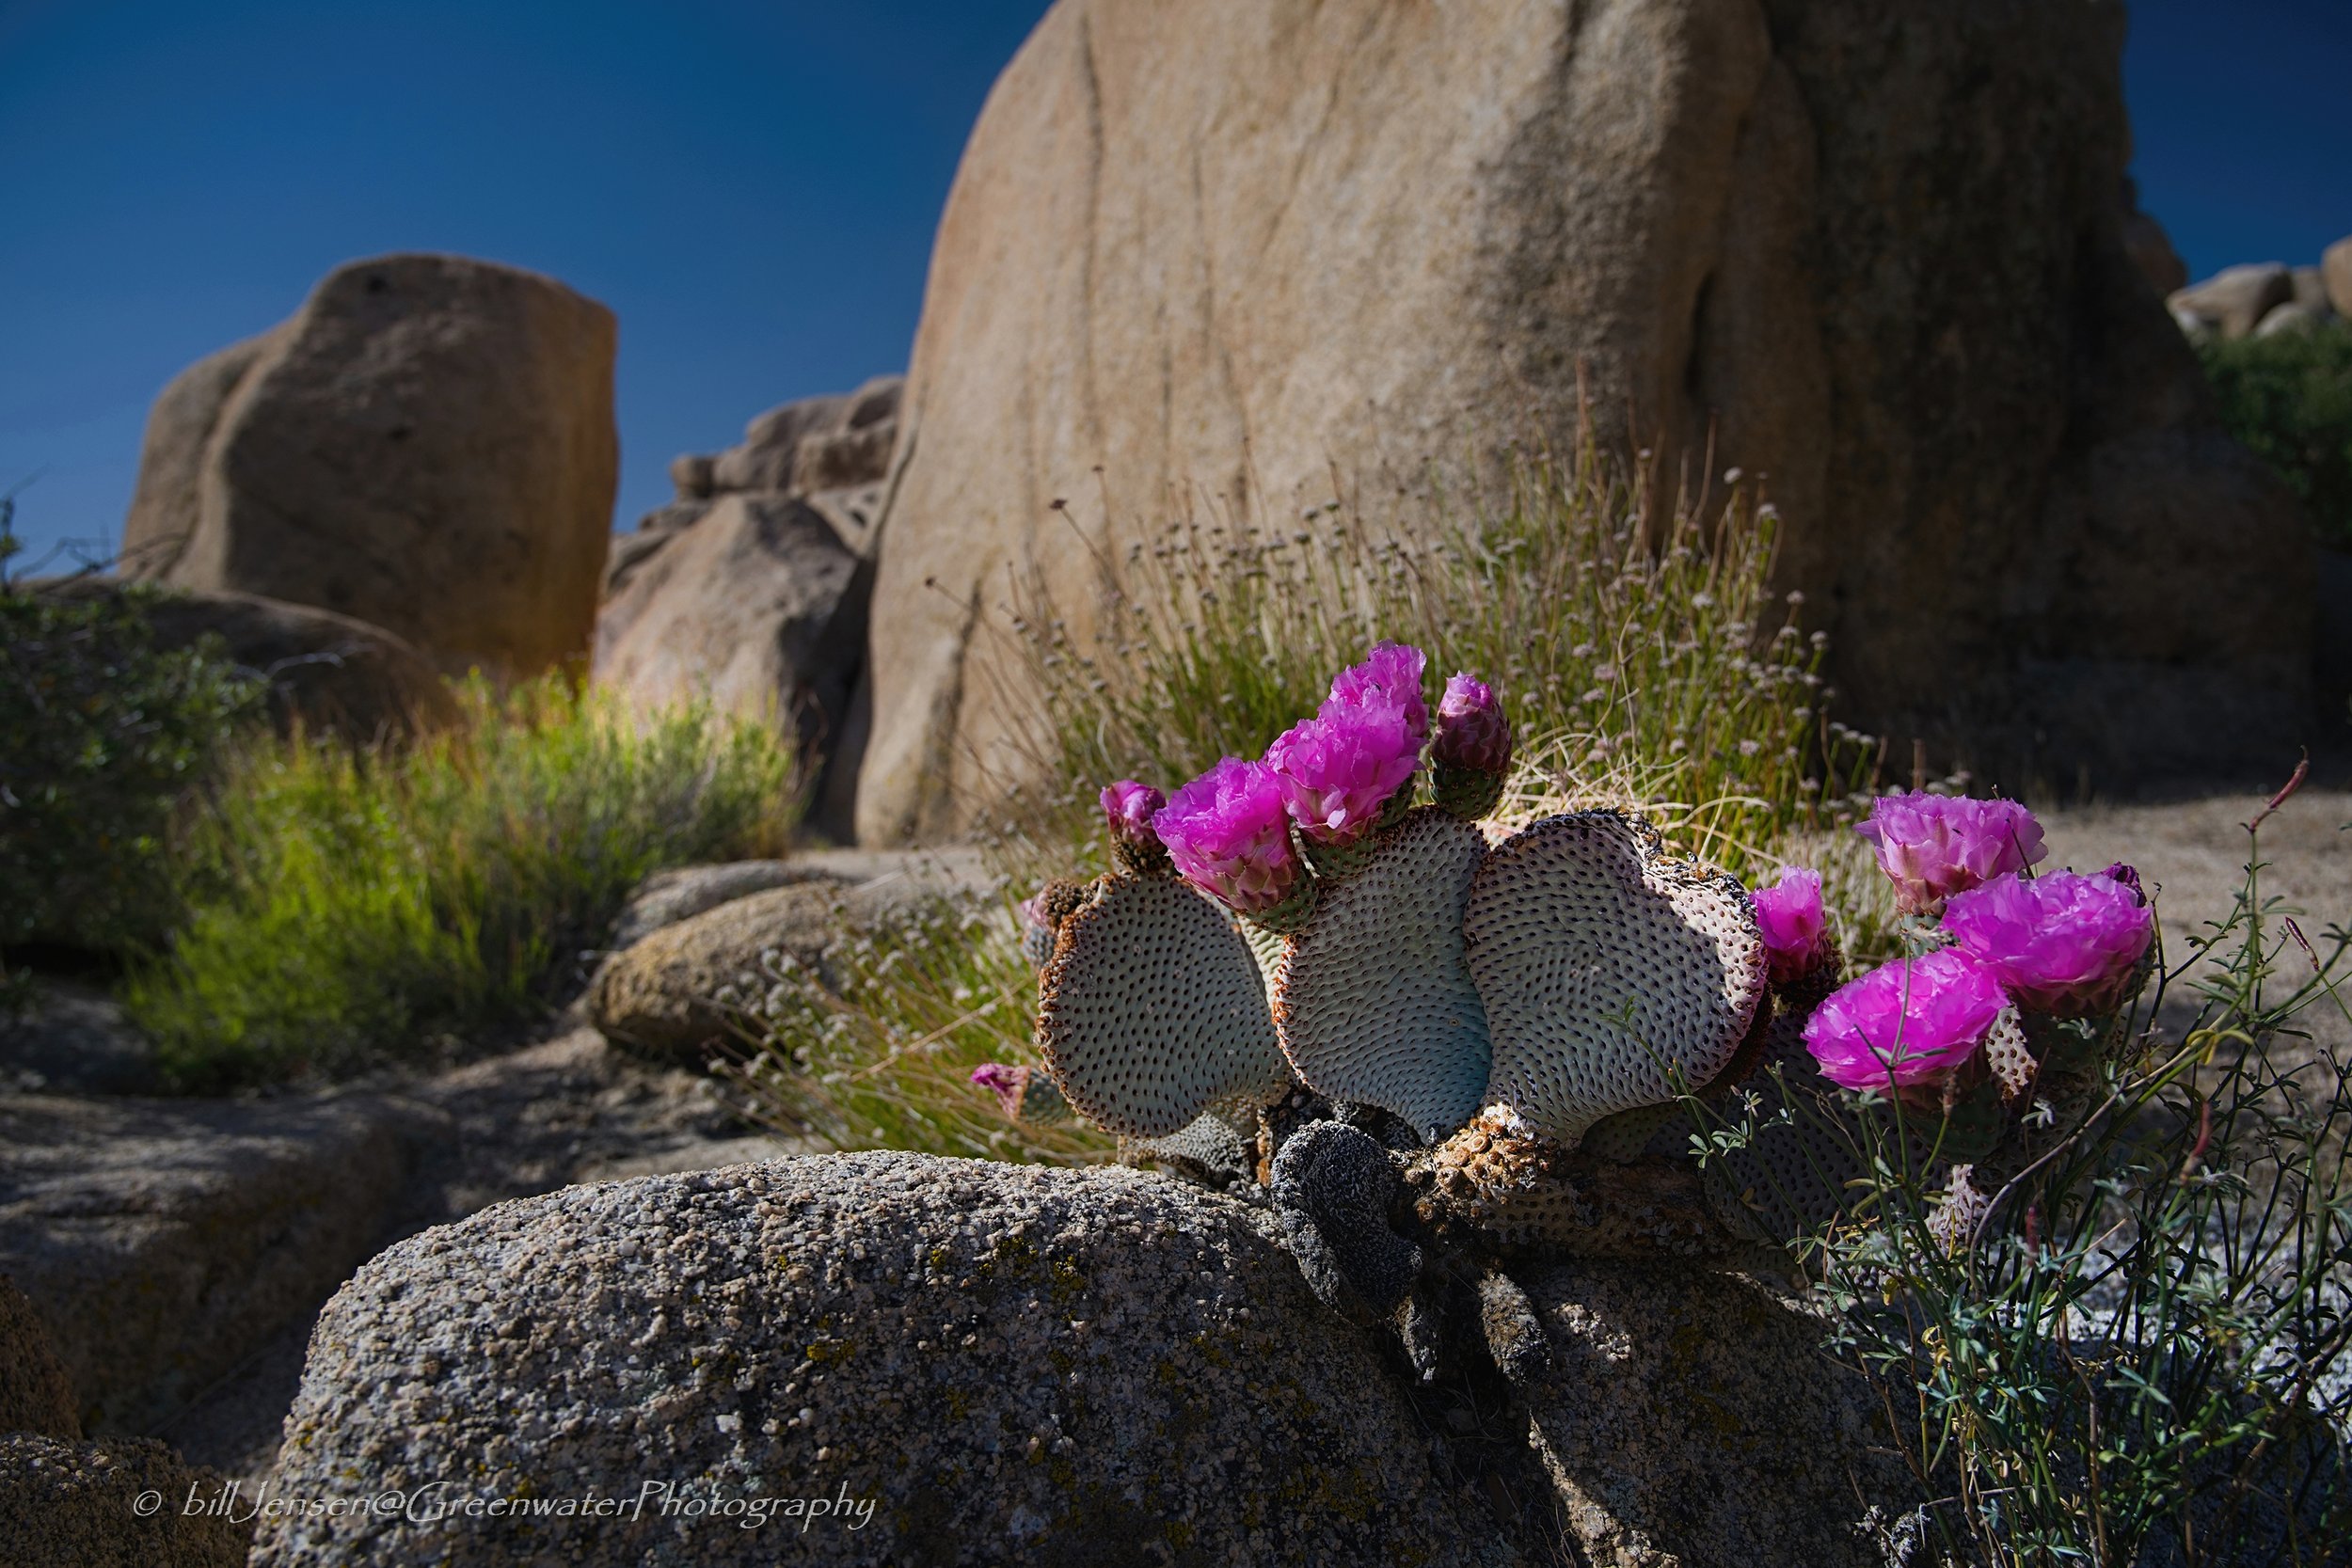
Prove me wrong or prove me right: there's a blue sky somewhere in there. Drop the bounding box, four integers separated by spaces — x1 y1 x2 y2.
2 0 2346 568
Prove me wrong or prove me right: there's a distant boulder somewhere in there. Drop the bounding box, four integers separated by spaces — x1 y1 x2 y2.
119 253 617 679
2169 262 2296 341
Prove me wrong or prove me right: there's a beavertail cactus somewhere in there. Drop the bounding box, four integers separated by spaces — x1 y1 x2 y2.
1855 791 2046 915
1272 807 1492 1142
1155 756 1318 931
1431 673 1511 819
1034 873 1293 1136
971 1061 1072 1123
1271 1119 1422 1317
1326 641 1430 741
1124 1104 1258 1191
1018 878 1092 971
1266 699 1423 877
1466 811 1769 1148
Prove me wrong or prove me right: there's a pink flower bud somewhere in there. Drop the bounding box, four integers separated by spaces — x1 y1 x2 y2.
1804 948 2007 1091
971 1063 1031 1120
1432 673 1511 776
2101 863 2145 906
1153 755 1303 916
1942 870 2154 1018
1264 700 1422 849
1751 865 1834 986
1326 641 1429 743
1853 792 2047 915
1099 780 1167 847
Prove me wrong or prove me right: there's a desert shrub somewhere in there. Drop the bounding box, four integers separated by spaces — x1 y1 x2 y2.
0 499 263 959
124 675 800 1089
982 435 1880 886
1699 789 2352 1566
2199 323 2352 549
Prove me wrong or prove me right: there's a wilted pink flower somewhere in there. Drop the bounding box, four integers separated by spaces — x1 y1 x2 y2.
1099 780 1167 846
1854 792 2047 915
971 1063 1031 1120
1752 866 1834 986
1154 756 1302 915
1804 948 2007 1091
1433 673 1511 775
2102 863 2146 906
1942 870 2154 1018
1326 641 1429 742
1264 701 1422 847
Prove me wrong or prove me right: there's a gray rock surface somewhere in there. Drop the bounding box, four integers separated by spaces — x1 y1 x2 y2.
119 252 617 678
33 576 458 741
0 1271 79 1438
856 0 2312 842
2120 190 2187 297
1518 1259 1911 1568
0 1433 253 1568
251 1152 1515 1566
0 977 158 1095
2290 265 2336 317
607 861 817 950
2327 236 2352 320
589 882 857 1065
0 1090 420 1434
2255 301 2330 338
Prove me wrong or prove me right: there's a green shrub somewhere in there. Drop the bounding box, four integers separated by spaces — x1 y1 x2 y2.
124 676 801 1089
2199 322 2352 548
0 501 263 958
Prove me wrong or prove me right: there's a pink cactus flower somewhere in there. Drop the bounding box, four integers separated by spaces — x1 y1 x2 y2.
1154 755 1303 915
1804 948 2008 1091
1099 780 1167 847
2102 863 2146 906
971 1063 1032 1120
1942 870 2154 1018
1853 791 2048 915
1433 673 1511 776
1326 641 1430 742
1752 866 1834 986
1264 699 1422 848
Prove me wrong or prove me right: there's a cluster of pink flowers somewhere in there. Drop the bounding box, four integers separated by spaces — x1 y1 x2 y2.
1751 866 1834 987
1265 700 1422 848
1793 795 2153 1093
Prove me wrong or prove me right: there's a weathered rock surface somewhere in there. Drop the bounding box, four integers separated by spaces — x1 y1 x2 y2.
0 1272 79 1438
592 494 867 775
589 881 858 1065
252 1152 1516 1566
2119 183 2187 297
119 252 617 678
2326 236 2352 320
34 577 457 740
857 0 2313 842
1519 1259 1910 1568
0 1433 253 1568
0 1091 421 1433
2170 262 2296 341
597 378 899 838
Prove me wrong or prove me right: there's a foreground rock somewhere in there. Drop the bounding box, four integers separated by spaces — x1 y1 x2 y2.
33 577 457 740
858 0 2312 841
1 1272 79 1437
0 1433 252 1568
0 1092 421 1433
119 253 617 678
253 1152 1514 1565
1519 1260 1907 1568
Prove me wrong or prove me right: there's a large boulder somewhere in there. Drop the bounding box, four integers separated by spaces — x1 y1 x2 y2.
33 577 457 740
2170 263 2296 341
589 881 857 1064
2323 236 2352 320
592 495 868 789
855 0 2314 843
0 1090 422 1433
251 1153 1517 1566
0 1433 253 1568
119 253 617 678
0 1272 79 1438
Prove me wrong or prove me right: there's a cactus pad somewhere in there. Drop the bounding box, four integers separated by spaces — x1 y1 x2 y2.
1272 808 1492 1142
1124 1105 1258 1190
1464 811 1767 1148
1270 1119 1422 1316
1036 874 1292 1137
